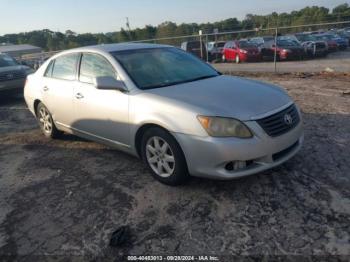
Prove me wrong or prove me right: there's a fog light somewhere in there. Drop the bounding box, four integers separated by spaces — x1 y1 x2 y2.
225 161 247 171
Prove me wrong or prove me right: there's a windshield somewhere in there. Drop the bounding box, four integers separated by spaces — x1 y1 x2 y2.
216 42 226 48
319 34 334 40
0 54 19 67
277 40 300 47
297 35 317 42
239 41 256 48
111 47 219 90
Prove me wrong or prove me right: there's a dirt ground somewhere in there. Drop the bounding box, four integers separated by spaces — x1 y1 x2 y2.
0 73 349 261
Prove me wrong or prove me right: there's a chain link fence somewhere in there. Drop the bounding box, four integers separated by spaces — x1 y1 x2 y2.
17 20 350 72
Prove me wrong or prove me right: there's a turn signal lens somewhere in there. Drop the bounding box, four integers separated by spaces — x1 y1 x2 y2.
197 116 253 138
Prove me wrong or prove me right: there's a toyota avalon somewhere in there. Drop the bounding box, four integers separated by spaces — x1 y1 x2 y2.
24 43 303 185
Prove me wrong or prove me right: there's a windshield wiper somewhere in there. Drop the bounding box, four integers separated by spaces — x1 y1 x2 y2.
143 74 219 90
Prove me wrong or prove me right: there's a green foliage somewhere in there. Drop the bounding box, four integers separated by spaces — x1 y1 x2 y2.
0 3 349 51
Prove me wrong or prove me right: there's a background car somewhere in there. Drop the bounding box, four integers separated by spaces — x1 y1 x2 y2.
207 41 226 62
294 33 328 57
0 53 33 95
249 36 275 48
181 41 208 61
222 40 261 63
262 39 305 61
337 29 350 45
314 33 345 51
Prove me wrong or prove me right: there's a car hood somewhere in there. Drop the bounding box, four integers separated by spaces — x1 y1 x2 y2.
280 46 303 50
0 65 27 73
242 47 259 52
147 75 292 121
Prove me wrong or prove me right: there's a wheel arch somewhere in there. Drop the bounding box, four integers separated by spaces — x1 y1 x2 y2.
135 123 167 158
134 123 186 161
33 99 42 116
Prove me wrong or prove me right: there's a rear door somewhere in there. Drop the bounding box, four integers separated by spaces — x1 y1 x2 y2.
73 52 130 146
42 53 80 127
228 42 237 60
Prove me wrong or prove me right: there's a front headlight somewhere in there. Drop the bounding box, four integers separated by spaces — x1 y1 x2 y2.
197 116 253 138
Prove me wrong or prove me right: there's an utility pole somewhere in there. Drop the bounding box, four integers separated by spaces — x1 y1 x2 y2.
126 17 132 40
273 15 279 74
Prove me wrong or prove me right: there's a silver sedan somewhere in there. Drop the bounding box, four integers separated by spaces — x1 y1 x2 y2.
24 43 303 185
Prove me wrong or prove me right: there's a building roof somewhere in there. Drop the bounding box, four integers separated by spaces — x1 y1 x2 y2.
0 44 42 53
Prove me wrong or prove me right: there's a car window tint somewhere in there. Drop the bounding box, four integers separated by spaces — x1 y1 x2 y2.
44 61 54 77
79 53 117 84
52 53 79 81
0 54 18 67
187 42 200 49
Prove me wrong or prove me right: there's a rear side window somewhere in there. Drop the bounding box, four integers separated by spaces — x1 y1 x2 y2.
52 53 79 81
187 42 200 49
79 53 117 84
44 61 54 77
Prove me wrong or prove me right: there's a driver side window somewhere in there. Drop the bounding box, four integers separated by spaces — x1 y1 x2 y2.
79 53 117 84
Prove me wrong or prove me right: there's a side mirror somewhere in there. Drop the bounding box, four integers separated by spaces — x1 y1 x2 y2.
93 76 127 92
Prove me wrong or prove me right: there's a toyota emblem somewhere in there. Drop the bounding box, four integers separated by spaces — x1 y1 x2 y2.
6 74 14 80
284 114 293 125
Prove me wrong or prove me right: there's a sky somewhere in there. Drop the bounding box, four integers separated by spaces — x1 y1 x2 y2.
0 0 348 35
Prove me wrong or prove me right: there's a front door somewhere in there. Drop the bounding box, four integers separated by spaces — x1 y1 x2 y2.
72 52 130 146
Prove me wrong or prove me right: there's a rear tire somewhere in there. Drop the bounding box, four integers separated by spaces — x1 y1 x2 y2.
141 127 189 186
36 102 62 139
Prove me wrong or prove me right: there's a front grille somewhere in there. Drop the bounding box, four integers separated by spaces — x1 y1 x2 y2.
257 104 300 137
0 70 26 82
316 43 326 49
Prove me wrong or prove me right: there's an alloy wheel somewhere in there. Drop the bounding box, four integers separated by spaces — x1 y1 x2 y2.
146 136 175 178
38 107 53 134
222 54 226 62
235 54 240 64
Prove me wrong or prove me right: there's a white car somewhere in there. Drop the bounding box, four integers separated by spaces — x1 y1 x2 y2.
24 43 303 185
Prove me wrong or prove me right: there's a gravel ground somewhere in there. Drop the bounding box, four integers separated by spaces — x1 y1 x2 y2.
0 73 349 261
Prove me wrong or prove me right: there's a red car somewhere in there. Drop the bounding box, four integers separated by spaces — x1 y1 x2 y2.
222 40 261 63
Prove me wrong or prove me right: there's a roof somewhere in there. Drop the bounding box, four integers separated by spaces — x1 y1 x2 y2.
0 44 42 53
71 43 170 53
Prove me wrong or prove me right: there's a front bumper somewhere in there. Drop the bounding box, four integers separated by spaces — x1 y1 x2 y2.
280 51 304 60
0 78 25 92
173 120 303 180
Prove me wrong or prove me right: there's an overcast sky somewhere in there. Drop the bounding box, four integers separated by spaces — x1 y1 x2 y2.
0 0 348 35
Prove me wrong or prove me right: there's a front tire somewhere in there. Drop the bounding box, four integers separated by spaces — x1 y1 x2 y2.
141 127 189 186
36 102 62 139
222 54 226 63
235 54 240 64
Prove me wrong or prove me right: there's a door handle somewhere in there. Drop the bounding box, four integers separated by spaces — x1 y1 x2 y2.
43 86 49 91
75 93 84 99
